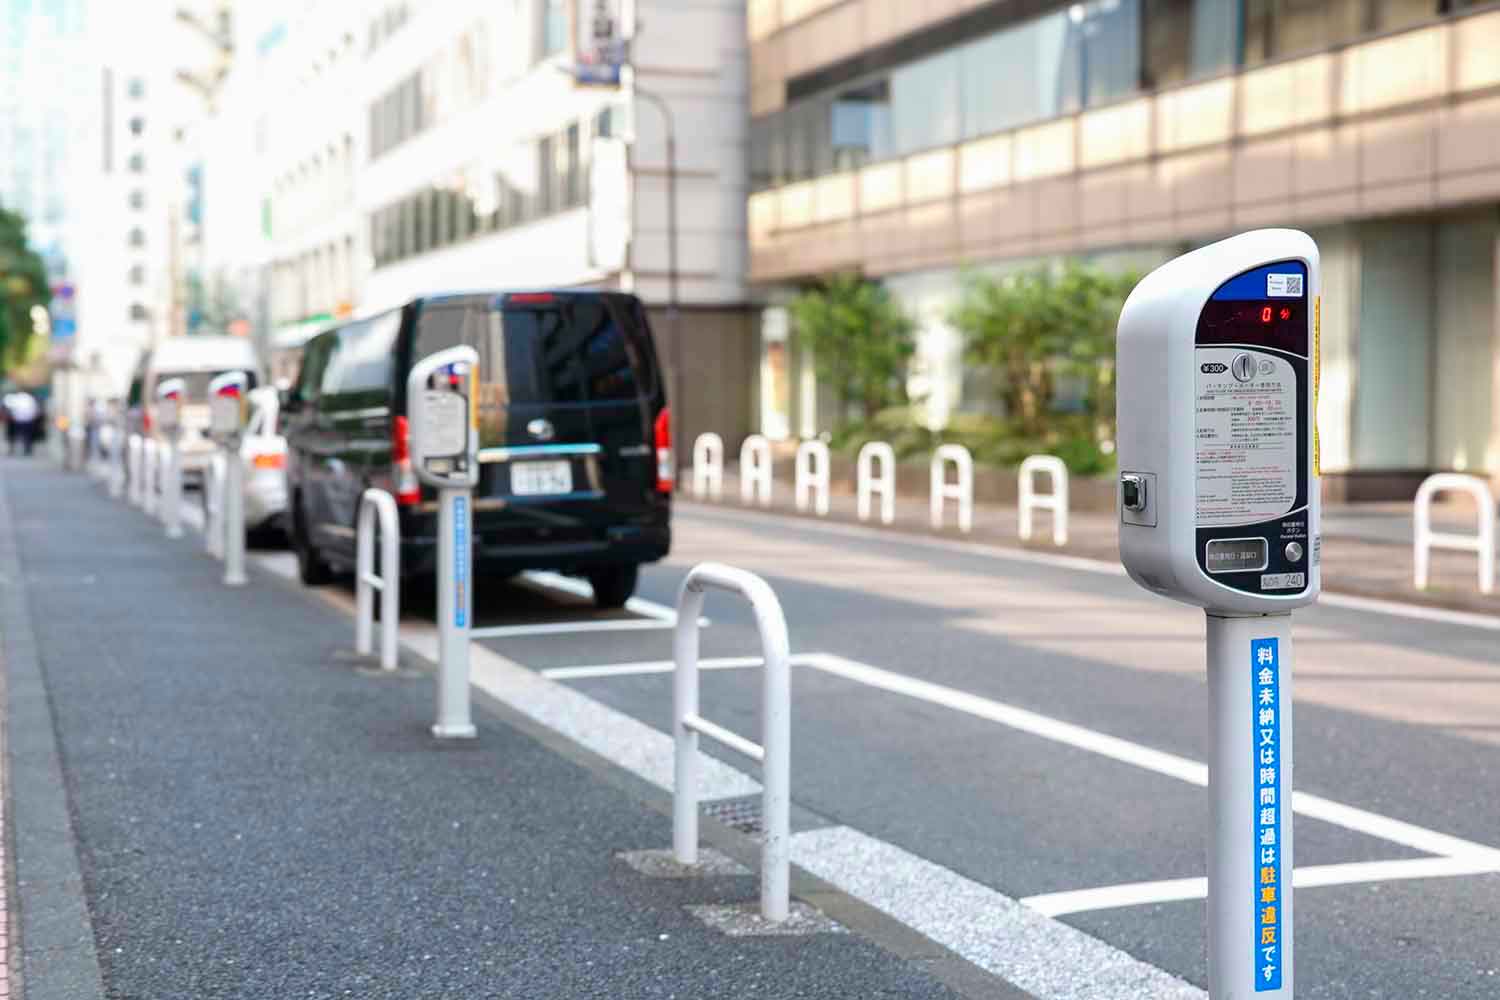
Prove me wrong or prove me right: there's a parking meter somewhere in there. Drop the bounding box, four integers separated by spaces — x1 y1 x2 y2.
208 371 250 586
407 345 480 740
156 378 186 539
1117 229 1319 999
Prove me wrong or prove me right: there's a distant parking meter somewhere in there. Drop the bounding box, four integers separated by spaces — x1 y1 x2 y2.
156 378 186 540
407 345 480 739
1117 229 1319 998
209 371 250 586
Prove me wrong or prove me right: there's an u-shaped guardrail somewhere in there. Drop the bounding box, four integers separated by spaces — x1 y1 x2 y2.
1018 455 1069 546
740 435 773 507
673 562 791 922
930 444 973 532
692 433 724 501
857 441 896 524
356 489 401 671
1413 473 1495 595
794 440 830 516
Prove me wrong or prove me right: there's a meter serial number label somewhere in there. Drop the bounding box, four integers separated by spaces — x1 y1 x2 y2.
421 391 467 458
1195 348 1297 529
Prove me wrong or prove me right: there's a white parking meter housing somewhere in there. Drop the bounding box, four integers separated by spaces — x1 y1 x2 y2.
208 371 250 442
1116 229 1321 615
406 346 480 489
156 377 185 435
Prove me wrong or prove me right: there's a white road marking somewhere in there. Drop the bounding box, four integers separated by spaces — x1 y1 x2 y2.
470 618 676 638
790 826 1205 1000
543 654 819 680
679 502 1500 633
1022 855 1500 917
522 570 690 623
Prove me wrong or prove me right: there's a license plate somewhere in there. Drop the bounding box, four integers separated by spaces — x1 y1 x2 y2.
511 460 573 496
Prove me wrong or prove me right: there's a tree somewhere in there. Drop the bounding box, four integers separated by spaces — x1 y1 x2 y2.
0 204 52 371
788 274 915 427
951 263 1134 438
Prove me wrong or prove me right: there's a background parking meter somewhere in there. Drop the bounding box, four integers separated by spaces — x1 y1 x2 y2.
209 371 250 586
156 378 185 539
1117 229 1320 999
407 345 480 740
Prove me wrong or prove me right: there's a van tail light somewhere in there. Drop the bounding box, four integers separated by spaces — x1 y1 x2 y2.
392 416 420 505
251 452 285 470
654 407 674 494
142 408 153 434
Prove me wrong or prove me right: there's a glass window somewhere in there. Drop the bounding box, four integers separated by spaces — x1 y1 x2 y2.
961 11 1073 138
1244 0 1363 66
1069 0 1142 107
129 116 145 136
1371 0 1437 31
564 124 581 207
413 192 427 253
831 79 892 170
127 77 144 99
538 136 556 213
128 189 145 210
128 153 145 173
890 50 961 156
541 0 567 58
128 264 144 285
128 228 145 248
129 303 149 321
324 312 400 396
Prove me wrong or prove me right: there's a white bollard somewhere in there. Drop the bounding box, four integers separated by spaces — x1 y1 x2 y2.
222 444 247 586
109 422 127 499
205 453 226 559
691 432 724 501
794 439 830 516
356 489 401 671
929 444 973 533
1018 454 1069 546
740 434 773 507
1413 473 1495 595
161 441 183 538
127 435 144 506
856 441 896 524
142 439 159 515
673 562 791 922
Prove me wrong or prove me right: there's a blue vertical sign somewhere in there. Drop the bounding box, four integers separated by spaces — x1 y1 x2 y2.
453 495 469 628
1251 638 1283 991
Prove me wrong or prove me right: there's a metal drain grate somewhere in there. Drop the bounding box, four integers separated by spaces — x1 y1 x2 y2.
702 795 763 835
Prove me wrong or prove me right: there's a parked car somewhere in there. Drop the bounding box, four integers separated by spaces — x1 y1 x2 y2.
281 290 671 608
241 386 289 539
131 336 265 487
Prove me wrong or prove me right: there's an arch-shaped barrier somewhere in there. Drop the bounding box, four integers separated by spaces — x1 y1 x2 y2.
929 444 973 533
857 441 896 525
691 432 724 501
1413 473 1495 595
1018 455 1069 546
674 562 790 922
141 439 160 516
740 434 772 507
794 439 831 516
356 489 401 671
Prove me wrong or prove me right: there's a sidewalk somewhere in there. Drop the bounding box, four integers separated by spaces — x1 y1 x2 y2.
0 459 990 1000
693 470 1500 616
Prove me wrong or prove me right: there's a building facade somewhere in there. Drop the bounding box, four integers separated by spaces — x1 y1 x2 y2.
746 0 1500 497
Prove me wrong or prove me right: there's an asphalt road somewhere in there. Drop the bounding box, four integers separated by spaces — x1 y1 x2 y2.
446 502 1500 999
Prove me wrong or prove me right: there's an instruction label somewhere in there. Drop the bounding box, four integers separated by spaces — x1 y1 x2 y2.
453 494 468 628
421 390 467 457
1196 348 1297 528
1251 638 1284 992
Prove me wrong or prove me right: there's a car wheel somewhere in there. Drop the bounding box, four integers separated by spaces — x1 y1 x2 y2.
292 493 333 586
588 564 639 610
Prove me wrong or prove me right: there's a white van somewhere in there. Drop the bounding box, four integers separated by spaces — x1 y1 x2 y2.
141 336 264 484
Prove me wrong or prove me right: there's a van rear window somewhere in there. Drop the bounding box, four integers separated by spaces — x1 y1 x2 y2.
413 299 653 406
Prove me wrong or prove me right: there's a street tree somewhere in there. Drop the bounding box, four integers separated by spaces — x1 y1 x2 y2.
788 274 915 428
0 204 52 371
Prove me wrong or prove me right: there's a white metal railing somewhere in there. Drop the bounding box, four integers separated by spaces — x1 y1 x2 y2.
692 432 725 501
356 489 401 671
142 438 160 516
1018 455 1069 546
674 562 791 922
205 452 227 559
794 439 830 516
930 444 973 533
1414 473 1495 595
740 434 773 507
126 435 144 506
856 441 896 524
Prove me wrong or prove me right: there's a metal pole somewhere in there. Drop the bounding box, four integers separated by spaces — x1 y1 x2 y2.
432 486 476 739
164 434 183 538
636 89 682 474
1206 611 1294 999
672 585 705 866
222 441 247 586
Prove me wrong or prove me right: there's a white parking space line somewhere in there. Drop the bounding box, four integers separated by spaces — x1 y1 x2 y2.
1021 856 1500 918
678 503 1500 633
543 654 821 681
521 570 687 623
470 618 677 638
790 826 1206 1000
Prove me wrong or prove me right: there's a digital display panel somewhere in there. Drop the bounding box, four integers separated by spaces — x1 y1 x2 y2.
1204 538 1268 574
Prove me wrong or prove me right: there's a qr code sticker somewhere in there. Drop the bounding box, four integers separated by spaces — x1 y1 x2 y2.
1267 274 1303 297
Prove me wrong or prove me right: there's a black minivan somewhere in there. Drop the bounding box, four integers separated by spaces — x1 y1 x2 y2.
282 290 672 608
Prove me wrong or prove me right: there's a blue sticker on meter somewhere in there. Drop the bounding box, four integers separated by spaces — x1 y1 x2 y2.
1252 638 1283 991
454 495 469 628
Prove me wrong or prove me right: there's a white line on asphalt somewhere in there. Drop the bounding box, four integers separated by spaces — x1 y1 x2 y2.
470 618 677 638
790 826 1206 1000
1021 855 1500 917
522 570 689 623
543 654 821 680
678 502 1500 633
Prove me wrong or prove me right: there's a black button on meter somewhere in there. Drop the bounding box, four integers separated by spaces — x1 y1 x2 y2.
1120 474 1146 512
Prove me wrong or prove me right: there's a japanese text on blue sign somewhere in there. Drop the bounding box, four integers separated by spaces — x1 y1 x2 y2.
1252 637 1283 991
454 495 468 628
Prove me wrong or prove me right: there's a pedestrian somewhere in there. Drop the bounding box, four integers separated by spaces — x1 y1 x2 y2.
85 397 101 462
2 395 15 455
6 392 40 456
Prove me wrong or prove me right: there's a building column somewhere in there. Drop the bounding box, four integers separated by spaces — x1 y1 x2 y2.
1490 224 1500 493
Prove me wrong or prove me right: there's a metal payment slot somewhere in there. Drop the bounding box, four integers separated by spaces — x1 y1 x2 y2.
407 345 480 740
156 378 185 540
208 371 250 587
1116 229 1321 999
